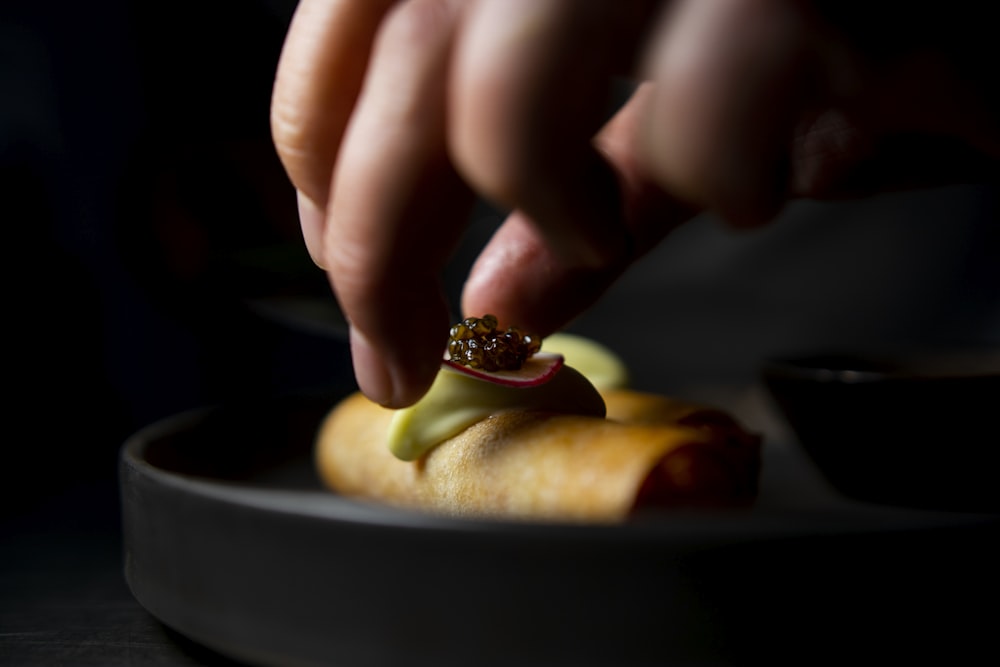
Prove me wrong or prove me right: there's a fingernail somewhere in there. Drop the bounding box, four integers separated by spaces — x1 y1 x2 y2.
349 328 395 407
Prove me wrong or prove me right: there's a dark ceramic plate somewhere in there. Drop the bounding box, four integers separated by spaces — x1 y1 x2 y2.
120 392 1000 667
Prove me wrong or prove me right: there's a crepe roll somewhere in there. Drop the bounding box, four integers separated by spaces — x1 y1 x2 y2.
314 387 761 523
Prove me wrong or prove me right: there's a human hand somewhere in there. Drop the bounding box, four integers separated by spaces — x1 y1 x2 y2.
271 0 1000 408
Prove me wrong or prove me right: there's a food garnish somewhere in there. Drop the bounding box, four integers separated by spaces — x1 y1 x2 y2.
540 333 629 391
443 314 562 387
387 365 605 461
385 321 633 460
441 353 565 387
447 314 541 371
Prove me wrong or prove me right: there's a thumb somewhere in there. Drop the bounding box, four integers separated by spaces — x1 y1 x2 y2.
462 84 697 334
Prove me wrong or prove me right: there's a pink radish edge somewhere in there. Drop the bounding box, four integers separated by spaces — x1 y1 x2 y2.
441 352 564 387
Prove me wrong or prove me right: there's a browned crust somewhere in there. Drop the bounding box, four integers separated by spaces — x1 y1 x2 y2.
315 389 761 522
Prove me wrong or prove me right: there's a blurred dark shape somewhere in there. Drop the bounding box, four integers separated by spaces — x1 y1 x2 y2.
763 349 1000 512
2 0 347 516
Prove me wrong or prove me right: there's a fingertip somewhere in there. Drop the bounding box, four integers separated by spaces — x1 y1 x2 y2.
350 326 442 409
639 0 810 228
637 90 788 228
460 211 624 338
342 284 452 409
349 327 394 406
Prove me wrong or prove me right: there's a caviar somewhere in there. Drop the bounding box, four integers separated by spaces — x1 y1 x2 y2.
447 314 541 372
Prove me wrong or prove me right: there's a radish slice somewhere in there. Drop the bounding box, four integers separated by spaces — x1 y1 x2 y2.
441 352 564 387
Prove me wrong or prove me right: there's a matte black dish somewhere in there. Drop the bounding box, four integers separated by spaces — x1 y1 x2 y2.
762 348 1000 512
120 392 1000 666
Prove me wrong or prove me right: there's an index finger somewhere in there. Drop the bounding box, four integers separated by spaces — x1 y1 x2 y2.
324 0 475 408
270 0 396 209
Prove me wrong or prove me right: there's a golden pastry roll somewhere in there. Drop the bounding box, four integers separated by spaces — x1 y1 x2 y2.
314 388 761 523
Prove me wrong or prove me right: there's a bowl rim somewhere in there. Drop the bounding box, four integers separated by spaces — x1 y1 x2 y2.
761 346 1000 382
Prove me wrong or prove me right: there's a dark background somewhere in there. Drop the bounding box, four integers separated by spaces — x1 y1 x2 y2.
4 0 999 511
3 0 338 513
2 1 998 663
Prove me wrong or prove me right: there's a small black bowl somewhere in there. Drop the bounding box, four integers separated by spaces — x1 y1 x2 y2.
762 348 1000 513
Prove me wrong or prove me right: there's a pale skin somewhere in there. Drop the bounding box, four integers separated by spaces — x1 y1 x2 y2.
271 0 1000 408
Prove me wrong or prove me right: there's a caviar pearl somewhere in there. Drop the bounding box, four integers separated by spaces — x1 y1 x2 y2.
447 315 541 372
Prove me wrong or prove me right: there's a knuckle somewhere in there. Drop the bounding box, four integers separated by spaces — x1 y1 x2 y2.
269 79 328 201
269 95 308 164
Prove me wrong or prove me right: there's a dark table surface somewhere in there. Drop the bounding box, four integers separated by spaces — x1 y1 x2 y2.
1 481 246 667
